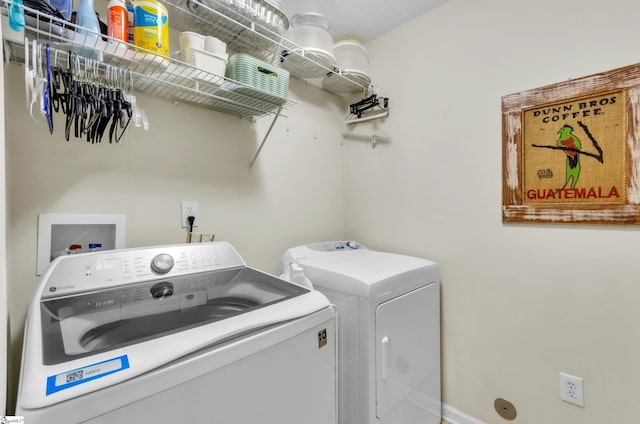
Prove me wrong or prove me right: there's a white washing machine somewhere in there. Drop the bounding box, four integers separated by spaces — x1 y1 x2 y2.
281 241 440 424
17 242 336 424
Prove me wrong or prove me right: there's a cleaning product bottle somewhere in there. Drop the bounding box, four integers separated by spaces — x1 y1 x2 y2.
126 1 135 44
76 0 101 35
289 263 313 289
107 0 128 43
75 0 101 57
49 0 73 21
133 0 169 56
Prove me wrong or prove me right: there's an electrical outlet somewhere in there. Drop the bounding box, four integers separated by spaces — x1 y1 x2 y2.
181 201 199 228
560 372 584 407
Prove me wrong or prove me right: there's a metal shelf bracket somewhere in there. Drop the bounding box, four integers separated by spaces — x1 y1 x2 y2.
249 106 283 170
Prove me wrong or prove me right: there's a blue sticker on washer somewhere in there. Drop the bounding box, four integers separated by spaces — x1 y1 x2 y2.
46 355 130 395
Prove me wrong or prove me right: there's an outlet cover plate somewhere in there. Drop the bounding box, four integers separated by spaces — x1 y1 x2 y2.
560 372 584 407
181 201 199 228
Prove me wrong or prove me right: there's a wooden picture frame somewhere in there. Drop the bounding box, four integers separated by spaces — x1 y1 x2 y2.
502 63 640 224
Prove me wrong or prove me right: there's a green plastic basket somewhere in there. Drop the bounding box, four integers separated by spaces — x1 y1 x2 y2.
226 53 289 98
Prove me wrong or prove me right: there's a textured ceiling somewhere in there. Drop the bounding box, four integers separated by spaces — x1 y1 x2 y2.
282 0 448 42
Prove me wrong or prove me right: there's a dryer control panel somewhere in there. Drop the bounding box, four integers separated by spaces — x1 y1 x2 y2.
306 241 364 252
279 241 365 277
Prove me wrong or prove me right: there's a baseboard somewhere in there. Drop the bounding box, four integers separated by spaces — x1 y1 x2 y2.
442 403 487 424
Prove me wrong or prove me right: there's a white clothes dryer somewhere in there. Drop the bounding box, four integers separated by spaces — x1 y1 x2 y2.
281 241 440 424
17 242 336 424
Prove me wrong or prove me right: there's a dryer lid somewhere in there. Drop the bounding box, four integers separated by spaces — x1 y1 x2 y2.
282 242 439 299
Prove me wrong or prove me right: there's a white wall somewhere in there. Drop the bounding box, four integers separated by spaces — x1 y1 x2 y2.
3 62 347 410
346 0 640 422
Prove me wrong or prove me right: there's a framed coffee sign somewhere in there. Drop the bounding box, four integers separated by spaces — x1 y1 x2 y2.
502 63 640 224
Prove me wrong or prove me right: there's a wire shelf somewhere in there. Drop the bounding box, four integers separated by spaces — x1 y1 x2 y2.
163 0 369 96
1 0 297 119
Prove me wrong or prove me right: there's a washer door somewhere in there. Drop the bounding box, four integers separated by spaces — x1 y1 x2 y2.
375 282 439 418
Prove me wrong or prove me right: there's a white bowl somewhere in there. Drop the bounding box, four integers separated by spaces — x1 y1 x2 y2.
280 13 336 77
288 25 335 57
290 13 334 55
334 39 369 76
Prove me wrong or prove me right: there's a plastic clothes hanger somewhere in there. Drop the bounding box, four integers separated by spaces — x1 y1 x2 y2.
349 94 389 117
44 43 54 134
64 53 78 141
51 61 71 115
24 36 30 112
112 89 132 143
26 44 140 142
104 66 132 143
344 93 390 125
27 40 47 129
125 69 148 131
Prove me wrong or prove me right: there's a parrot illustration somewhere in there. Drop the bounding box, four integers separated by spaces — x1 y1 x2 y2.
556 124 582 189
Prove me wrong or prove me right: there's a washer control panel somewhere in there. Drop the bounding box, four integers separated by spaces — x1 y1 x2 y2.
40 243 245 299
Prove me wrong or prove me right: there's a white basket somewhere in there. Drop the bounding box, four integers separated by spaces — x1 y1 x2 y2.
179 31 205 51
180 47 228 76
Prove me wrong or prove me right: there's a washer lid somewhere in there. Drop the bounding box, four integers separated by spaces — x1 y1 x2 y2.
41 266 309 366
284 242 439 299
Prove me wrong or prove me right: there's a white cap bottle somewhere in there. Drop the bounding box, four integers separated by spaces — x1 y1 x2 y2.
289 263 313 289
107 0 129 43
